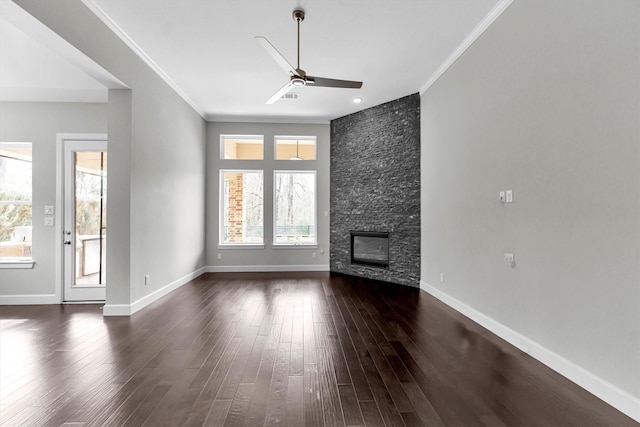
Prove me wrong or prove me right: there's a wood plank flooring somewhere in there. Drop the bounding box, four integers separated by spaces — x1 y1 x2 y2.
0 272 636 426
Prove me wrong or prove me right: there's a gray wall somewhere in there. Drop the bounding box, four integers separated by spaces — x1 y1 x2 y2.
206 122 330 270
330 94 420 287
0 102 107 297
421 0 639 398
16 0 207 307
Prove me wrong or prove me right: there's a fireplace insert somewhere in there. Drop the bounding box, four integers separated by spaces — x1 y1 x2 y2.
350 231 389 268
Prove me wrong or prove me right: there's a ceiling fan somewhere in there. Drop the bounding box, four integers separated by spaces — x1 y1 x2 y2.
256 8 363 104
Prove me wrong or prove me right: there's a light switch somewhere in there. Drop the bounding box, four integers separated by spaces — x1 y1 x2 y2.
44 217 54 227
499 191 506 203
44 205 55 215
506 190 513 203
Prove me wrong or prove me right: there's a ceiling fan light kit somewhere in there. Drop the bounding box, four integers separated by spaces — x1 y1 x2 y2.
256 8 363 104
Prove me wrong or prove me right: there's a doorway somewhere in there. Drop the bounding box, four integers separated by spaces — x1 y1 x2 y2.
62 138 107 302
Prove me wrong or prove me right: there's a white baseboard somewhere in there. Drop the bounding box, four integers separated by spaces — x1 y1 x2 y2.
101 303 131 316
420 280 640 423
206 264 330 273
103 267 207 316
0 294 58 305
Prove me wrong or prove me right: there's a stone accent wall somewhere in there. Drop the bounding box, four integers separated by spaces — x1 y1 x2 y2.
330 93 420 287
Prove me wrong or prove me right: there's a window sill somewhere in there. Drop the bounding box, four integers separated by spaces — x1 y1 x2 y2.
272 244 318 249
0 259 35 269
218 244 265 250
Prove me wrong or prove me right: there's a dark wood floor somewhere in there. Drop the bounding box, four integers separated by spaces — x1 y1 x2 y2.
0 272 636 426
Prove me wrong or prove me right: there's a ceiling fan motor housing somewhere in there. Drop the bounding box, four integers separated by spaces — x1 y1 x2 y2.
292 9 305 22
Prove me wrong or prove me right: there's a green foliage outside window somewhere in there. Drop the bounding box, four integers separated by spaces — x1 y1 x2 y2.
0 193 31 242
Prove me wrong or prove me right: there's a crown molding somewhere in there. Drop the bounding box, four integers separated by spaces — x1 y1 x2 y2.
420 0 514 95
81 0 206 119
206 114 330 125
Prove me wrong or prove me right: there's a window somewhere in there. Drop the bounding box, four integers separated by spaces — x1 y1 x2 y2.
0 143 32 259
221 135 264 160
274 171 316 244
217 134 319 249
220 170 263 244
275 136 316 160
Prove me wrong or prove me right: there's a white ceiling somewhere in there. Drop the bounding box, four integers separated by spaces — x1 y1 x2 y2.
1 0 509 123
0 19 106 102
0 0 124 103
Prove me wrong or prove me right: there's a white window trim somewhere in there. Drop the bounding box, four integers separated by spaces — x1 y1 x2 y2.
0 258 35 269
217 244 265 250
271 244 318 249
219 169 264 246
273 170 317 246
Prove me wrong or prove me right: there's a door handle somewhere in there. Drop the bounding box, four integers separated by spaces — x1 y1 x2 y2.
63 240 72 245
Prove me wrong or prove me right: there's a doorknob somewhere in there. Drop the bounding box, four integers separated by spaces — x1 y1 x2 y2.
63 240 72 245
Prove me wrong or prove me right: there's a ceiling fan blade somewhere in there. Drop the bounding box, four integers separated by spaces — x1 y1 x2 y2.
266 80 294 104
306 76 363 89
255 36 296 76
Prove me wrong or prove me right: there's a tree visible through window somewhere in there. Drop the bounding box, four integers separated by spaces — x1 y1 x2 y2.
274 171 316 244
0 143 32 258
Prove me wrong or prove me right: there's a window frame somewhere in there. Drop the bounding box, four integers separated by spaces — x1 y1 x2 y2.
220 134 264 160
0 142 34 267
272 169 317 247
218 169 265 248
274 135 317 161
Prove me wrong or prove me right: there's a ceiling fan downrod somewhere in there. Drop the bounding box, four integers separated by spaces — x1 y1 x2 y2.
293 9 304 72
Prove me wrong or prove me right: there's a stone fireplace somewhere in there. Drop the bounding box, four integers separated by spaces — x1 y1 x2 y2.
330 93 420 287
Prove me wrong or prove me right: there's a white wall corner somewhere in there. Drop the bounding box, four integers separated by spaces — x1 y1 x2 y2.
419 280 640 423
206 264 330 273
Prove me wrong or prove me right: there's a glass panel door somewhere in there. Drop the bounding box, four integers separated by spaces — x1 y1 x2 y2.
74 151 107 285
63 140 107 301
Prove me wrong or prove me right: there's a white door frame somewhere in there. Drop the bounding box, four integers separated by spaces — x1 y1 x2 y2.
55 133 108 303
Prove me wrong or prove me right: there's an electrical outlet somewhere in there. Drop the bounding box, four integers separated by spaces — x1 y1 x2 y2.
312 252 317 259
440 273 445 283
217 253 222 260
144 274 151 286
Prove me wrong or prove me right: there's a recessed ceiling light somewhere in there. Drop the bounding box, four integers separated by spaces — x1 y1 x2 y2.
353 97 363 104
